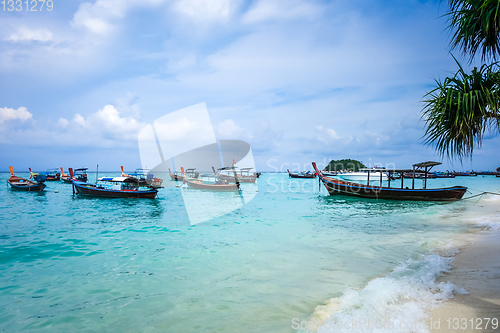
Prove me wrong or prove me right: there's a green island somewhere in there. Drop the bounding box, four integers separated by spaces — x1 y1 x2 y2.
323 159 366 172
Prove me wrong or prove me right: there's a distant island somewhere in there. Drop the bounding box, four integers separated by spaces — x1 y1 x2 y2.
324 159 366 172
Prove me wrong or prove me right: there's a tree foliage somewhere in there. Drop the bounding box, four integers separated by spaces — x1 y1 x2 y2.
422 59 500 158
324 159 366 172
423 1 500 158
446 0 500 62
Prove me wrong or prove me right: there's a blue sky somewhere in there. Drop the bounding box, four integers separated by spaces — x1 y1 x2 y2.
1 0 498 172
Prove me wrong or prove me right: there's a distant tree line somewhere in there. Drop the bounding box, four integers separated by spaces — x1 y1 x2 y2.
324 159 366 172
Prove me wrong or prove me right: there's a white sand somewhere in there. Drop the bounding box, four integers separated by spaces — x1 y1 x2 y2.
428 229 500 333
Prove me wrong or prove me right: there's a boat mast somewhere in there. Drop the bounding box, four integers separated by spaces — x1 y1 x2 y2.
412 165 416 189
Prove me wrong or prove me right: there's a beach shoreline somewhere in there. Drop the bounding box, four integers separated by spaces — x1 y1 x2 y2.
429 228 500 333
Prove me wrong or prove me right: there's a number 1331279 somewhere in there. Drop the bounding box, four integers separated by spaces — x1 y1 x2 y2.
2 0 53 11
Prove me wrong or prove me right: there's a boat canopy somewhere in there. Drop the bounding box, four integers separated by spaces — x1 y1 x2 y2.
98 176 139 183
360 168 413 173
412 161 442 168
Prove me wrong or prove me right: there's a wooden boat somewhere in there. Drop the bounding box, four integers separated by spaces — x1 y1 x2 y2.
180 167 240 191
287 169 316 179
185 179 240 191
169 168 199 181
60 167 71 182
61 167 88 183
73 168 88 182
7 166 46 191
71 169 157 198
38 168 60 181
452 171 477 177
433 172 455 179
122 167 163 188
312 161 467 201
27 168 48 182
213 167 257 183
184 174 240 191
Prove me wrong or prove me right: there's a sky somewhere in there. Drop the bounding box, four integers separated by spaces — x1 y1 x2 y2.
1 0 499 172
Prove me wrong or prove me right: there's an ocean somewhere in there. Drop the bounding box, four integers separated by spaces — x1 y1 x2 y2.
1 172 499 332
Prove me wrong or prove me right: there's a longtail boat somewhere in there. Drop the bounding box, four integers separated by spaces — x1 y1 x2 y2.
312 161 467 201
39 168 61 181
60 167 71 182
287 169 316 179
71 169 157 198
122 166 163 188
212 166 257 183
61 167 88 183
182 168 240 191
73 168 88 182
185 179 240 191
168 168 198 182
28 168 48 182
7 166 46 191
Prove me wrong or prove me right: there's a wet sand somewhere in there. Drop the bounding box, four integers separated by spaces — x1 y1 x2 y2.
429 229 500 333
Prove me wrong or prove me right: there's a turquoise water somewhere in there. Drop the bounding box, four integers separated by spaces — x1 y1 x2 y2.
0 173 499 332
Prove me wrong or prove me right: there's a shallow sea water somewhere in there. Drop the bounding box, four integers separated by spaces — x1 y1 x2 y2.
0 172 499 332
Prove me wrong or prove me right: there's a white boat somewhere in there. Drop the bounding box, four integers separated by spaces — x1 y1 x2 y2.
337 170 389 182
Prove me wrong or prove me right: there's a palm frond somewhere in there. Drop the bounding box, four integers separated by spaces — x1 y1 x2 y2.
445 0 500 62
421 59 500 159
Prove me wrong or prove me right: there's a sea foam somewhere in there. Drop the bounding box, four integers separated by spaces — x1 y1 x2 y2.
304 255 467 333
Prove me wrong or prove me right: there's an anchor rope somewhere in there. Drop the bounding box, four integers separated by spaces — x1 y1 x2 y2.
461 191 500 200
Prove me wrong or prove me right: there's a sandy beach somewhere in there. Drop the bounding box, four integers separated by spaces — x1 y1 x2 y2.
429 228 500 333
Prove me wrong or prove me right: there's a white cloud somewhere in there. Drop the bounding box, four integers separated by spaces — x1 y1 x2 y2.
0 104 145 149
242 0 323 24
71 0 165 34
73 114 86 127
326 128 340 140
57 118 69 128
215 119 243 137
153 117 212 142
71 1 123 34
80 105 142 139
5 26 53 43
0 107 32 124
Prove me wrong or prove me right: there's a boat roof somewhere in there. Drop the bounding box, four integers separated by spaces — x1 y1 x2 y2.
74 168 88 171
218 166 253 171
133 168 151 173
360 168 414 173
99 176 139 183
413 161 442 168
